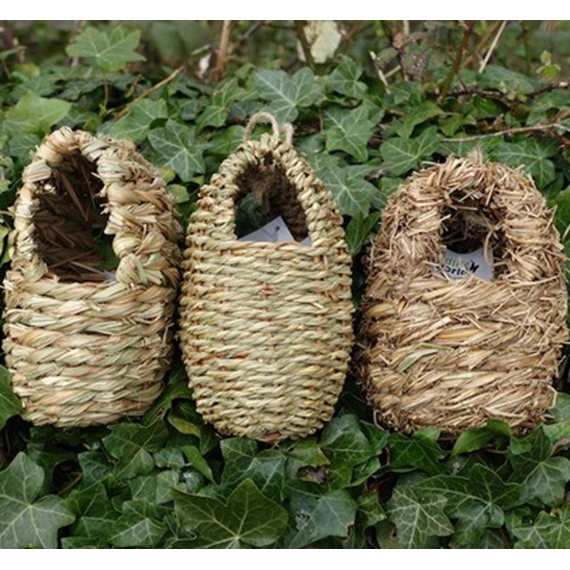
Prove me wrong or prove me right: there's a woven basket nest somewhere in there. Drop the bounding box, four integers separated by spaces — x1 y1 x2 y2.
3 127 182 427
179 113 354 442
357 153 568 435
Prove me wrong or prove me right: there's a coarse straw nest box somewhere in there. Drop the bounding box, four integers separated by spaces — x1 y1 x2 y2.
357 152 568 435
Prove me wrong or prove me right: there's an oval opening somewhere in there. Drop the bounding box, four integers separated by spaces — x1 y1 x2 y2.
234 153 309 243
33 153 116 283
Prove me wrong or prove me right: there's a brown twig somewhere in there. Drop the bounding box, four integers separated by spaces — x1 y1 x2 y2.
478 20 507 73
439 20 476 103
464 20 504 68
294 20 316 71
113 66 184 120
235 20 265 47
443 123 570 143
212 20 233 83
0 20 24 63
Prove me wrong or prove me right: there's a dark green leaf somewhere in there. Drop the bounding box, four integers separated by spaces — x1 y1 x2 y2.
197 78 248 131
326 56 367 100
393 101 443 138
388 431 445 475
492 138 558 188
110 500 167 548
509 429 570 506
452 420 511 456
416 464 520 547
287 488 357 548
324 105 377 162
345 212 381 256
129 471 183 505
387 486 452 548
357 492 386 529
479 64 537 94
66 26 145 72
0 453 75 548
148 120 207 181
0 366 20 431
254 68 323 123
174 479 288 548
381 127 441 176
108 99 168 143
181 445 215 483
103 421 169 480
510 507 570 548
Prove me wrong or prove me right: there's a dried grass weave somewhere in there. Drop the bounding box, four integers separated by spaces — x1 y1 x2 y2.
357 154 568 434
179 113 354 442
3 128 181 427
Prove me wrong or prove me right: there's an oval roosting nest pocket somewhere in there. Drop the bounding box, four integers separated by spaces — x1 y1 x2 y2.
357 153 568 435
179 113 354 442
3 128 182 427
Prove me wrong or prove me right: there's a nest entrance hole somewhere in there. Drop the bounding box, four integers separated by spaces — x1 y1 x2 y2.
234 153 308 242
33 153 115 283
441 196 507 276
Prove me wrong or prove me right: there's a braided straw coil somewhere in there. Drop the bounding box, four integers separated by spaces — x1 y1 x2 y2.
3 128 181 427
179 113 354 442
357 154 568 435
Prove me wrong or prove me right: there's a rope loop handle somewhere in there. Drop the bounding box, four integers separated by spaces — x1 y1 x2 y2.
244 112 294 146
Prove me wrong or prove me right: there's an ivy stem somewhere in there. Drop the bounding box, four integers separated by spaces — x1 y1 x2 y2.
294 21 316 70
439 20 476 103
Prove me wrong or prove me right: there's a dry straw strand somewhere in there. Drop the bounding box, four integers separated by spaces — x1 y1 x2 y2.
3 127 182 427
357 154 568 435
179 113 354 442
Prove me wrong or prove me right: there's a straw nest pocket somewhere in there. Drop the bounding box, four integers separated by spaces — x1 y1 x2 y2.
3 128 181 427
179 113 354 442
357 154 568 434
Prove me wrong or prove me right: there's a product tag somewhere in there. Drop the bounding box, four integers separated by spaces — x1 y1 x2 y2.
443 245 494 281
239 216 311 245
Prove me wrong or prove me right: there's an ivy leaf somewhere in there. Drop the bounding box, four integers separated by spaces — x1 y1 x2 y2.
108 99 168 143
509 429 570 506
129 471 183 505
387 486 453 549
66 26 145 72
392 101 444 138
510 507 570 548
388 431 446 475
0 366 20 431
324 105 377 162
357 492 386 529
479 64 538 94
381 127 442 176
286 487 358 548
174 479 288 548
65 483 118 545
415 464 520 547
320 414 377 487
492 138 558 188
345 212 381 257
451 420 511 456
312 155 378 217
148 120 207 181
103 421 169 480
197 78 248 131
181 445 215 484
110 500 167 548
0 453 75 548
4 92 71 135
254 67 323 123
326 56 367 100
221 439 286 502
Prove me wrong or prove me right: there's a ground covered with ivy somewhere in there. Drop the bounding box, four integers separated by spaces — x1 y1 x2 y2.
0 21 570 548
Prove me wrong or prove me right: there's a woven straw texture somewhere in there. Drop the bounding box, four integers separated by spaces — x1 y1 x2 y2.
179 113 353 442
357 154 568 435
3 128 181 427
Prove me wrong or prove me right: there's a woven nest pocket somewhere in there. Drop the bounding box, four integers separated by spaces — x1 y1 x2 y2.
3 128 181 427
357 154 568 435
179 113 354 442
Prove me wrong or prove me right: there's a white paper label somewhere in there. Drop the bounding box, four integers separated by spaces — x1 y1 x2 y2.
239 216 312 246
443 245 494 281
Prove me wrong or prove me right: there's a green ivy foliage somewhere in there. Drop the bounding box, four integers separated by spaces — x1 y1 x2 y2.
0 22 569 549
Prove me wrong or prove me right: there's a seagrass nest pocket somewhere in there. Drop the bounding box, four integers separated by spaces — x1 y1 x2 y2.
3 128 182 427
179 112 354 442
357 153 568 435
